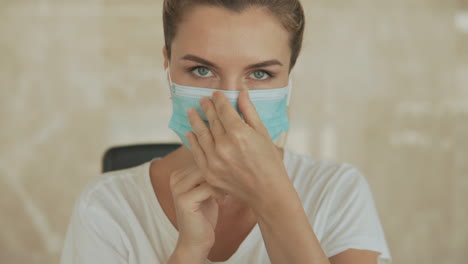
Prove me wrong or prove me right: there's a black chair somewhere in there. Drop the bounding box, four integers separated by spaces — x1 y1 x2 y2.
102 143 181 173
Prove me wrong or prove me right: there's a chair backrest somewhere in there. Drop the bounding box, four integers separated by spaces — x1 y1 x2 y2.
102 143 181 173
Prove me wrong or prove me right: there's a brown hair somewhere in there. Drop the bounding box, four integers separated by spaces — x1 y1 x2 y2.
163 0 305 71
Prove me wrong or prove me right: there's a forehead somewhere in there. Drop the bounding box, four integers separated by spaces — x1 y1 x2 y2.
171 6 291 64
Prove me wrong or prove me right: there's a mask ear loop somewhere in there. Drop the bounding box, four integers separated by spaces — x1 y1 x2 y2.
286 78 293 107
165 65 173 100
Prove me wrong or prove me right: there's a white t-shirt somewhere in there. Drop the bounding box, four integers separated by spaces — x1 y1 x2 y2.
61 149 391 264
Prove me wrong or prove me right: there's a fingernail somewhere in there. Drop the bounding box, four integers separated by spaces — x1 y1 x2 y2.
199 97 207 106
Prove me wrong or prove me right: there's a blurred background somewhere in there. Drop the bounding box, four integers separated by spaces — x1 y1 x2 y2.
1 0 467 263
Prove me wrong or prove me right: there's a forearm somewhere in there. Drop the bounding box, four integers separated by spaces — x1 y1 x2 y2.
254 184 330 264
167 243 207 264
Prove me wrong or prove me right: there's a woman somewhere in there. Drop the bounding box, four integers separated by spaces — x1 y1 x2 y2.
61 1 391 263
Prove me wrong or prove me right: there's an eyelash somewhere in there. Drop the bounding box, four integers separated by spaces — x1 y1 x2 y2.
187 65 275 80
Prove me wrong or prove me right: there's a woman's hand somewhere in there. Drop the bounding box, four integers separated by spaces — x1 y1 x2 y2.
185 90 293 213
169 164 224 261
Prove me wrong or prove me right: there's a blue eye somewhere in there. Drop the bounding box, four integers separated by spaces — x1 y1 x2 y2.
192 67 214 78
250 70 271 80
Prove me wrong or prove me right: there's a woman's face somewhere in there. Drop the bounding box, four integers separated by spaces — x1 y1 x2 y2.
163 6 291 91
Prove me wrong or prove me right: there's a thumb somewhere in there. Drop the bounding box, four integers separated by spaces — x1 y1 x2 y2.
213 187 227 205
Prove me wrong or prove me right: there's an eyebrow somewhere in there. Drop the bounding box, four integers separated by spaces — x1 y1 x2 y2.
180 54 283 70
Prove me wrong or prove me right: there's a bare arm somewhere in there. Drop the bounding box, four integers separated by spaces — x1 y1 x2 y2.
167 243 206 264
253 183 380 264
253 184 330 264
329 249 380 264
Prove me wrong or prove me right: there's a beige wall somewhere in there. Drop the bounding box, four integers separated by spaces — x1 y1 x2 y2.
1 0 467 263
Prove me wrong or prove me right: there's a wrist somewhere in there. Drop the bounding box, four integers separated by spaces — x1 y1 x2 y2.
251 179 301 220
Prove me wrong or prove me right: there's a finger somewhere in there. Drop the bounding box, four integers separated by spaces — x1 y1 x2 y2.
169 166 195 189
212 91 244 132
212 187 227 205
238 90 270 138
169 164 225 199
170 166 225 205
171 169 205 196
200 97 226 141
187 108 215 155
180 182 218 207
186 131 208 168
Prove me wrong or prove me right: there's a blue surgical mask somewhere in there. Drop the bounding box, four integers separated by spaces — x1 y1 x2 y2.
165 66 292 148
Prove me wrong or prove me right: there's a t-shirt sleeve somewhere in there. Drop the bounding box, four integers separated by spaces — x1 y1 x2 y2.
320 166 392 264
60 195 128 264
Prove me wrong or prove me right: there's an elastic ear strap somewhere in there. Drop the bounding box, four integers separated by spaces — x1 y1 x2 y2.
166 66 173 99
287 78 293 106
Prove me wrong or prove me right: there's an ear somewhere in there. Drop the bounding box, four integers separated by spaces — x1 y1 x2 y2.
162 46 169 69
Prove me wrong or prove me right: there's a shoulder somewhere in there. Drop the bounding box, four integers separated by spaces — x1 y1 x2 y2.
73 163 149 217
64 163 152 249
61 165 150 263
284 150 391 262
